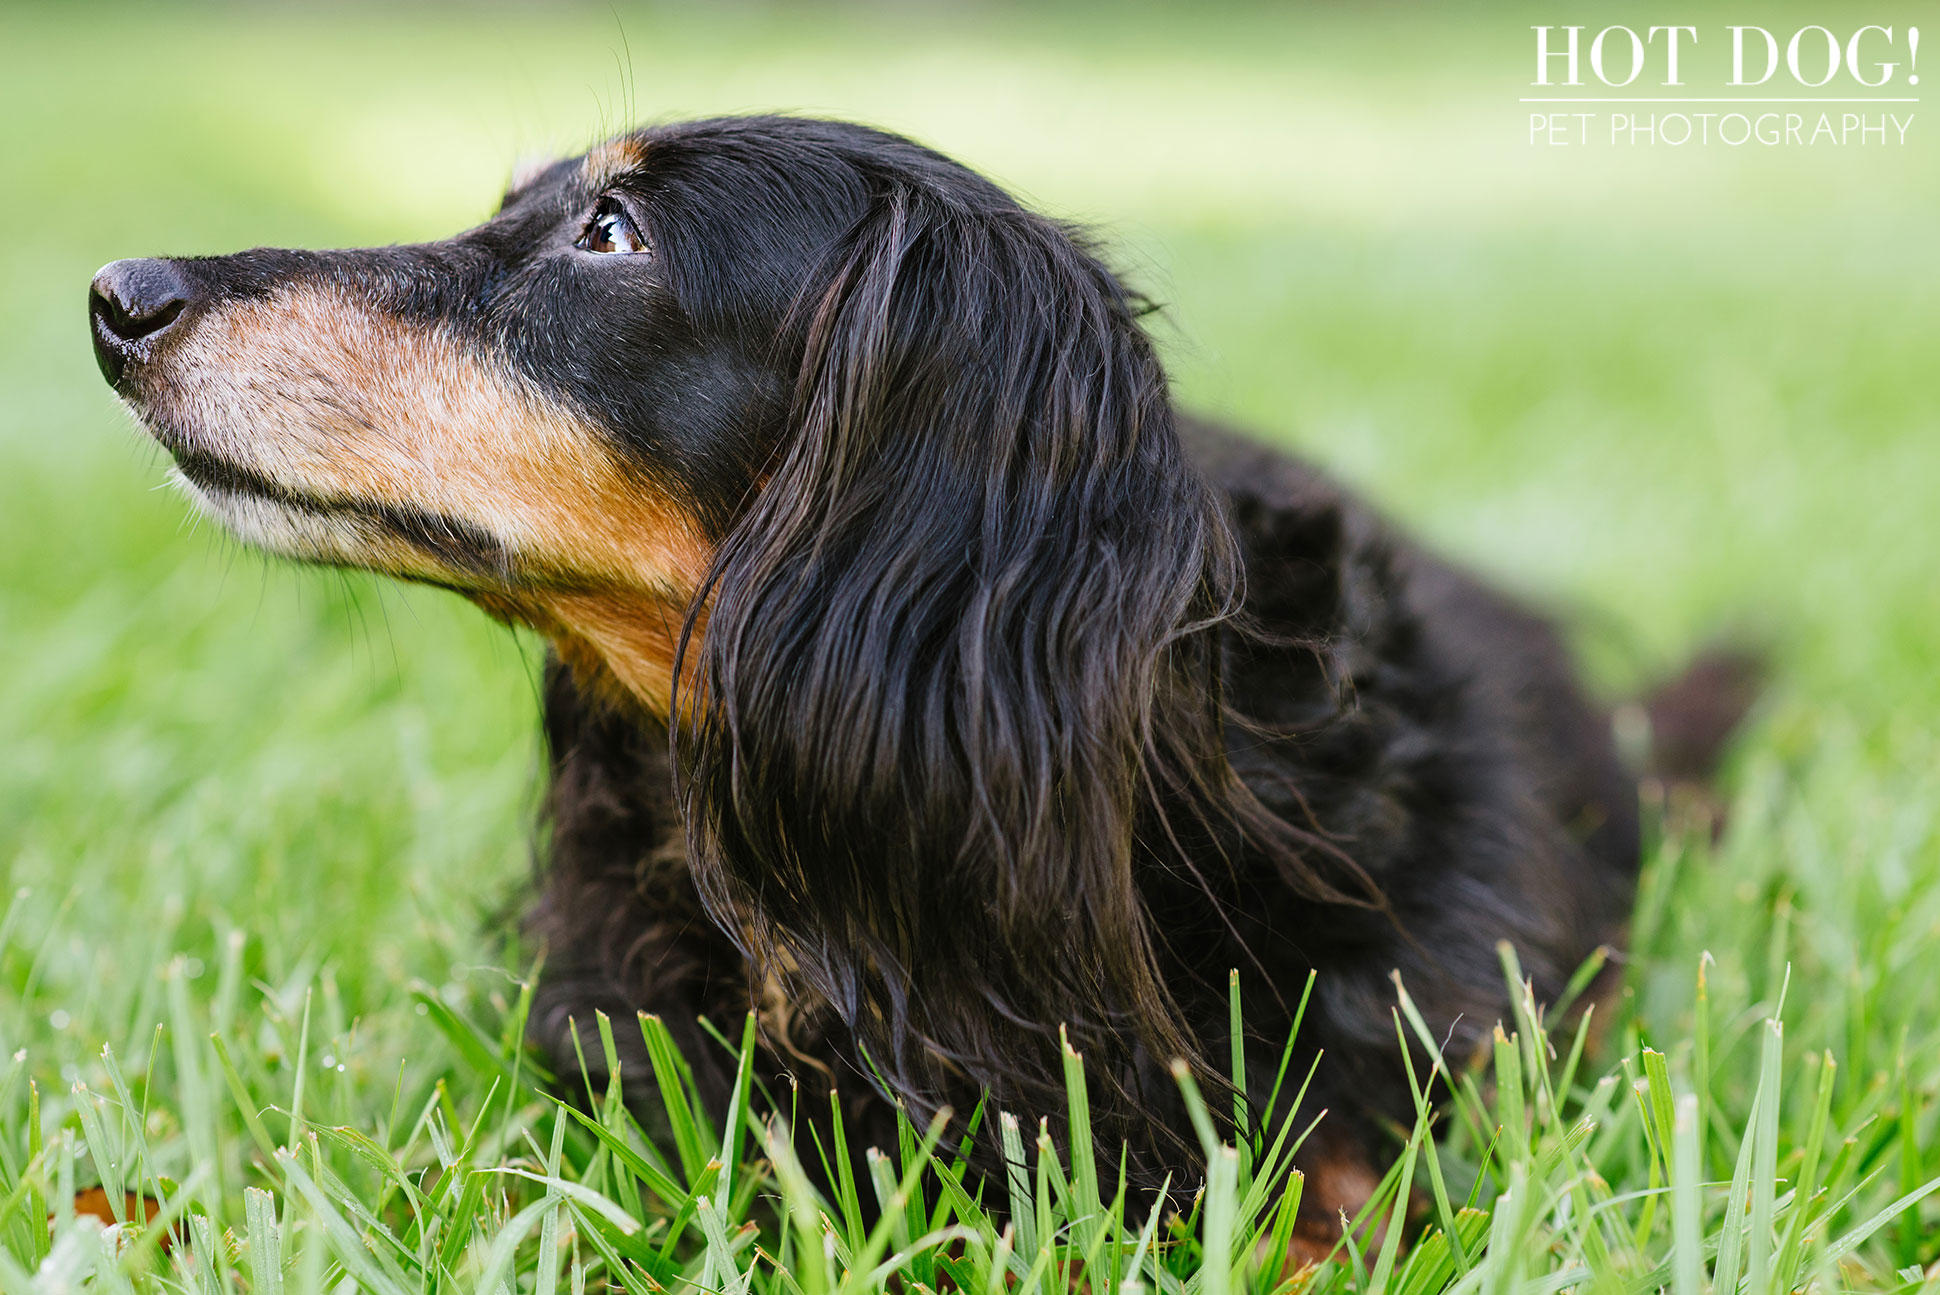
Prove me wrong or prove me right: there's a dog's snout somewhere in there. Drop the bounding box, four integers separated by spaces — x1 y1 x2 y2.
89 258 194 385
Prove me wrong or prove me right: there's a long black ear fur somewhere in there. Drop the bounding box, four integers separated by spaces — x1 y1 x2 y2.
675 178 1246 1150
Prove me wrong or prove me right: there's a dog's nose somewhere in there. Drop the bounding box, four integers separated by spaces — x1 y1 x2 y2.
89 258 194 385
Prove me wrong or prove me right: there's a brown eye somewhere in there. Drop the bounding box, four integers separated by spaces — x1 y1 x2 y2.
576 196 648 255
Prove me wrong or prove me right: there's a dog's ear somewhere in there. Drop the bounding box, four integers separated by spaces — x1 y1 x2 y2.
677 186 1242 1138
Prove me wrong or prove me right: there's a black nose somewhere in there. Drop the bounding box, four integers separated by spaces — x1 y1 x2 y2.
89 258 194 385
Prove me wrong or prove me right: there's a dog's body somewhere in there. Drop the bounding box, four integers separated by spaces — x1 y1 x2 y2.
528 414 1640 1228
89 115 1701 1241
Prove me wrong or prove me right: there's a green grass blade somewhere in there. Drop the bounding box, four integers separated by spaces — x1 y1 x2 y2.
1172 1060 1223 1161
1062 1027 1105 1270
638 1012 711 1183
411 981 553 1093
1640 1049 1677 1176
535 1108 569 1295
716 1012 758 1204
1745 1019 1783 1295
274 1139 414 1295
245 1186 283 1295
1367 1120 1424 1295
209 1031 282 1166
548 1096 685 1203
1493 1025 1525 1164
1775 1052 1837 1284
1821 1172 1940 1267
1392 1005 1467 1277
1001 1111 1039 1280
1229 970 1250 1180
473 1193 565 1295
825 1088 868 1252
71 1083 127 1225
1200 1145 1240 1295
1669 1094 1704 1295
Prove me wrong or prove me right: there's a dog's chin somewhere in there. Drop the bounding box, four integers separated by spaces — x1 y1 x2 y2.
154 441 487 592
117 377 516 589
167 465 390 567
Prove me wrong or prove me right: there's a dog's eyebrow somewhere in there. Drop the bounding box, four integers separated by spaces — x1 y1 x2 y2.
581 137 649 192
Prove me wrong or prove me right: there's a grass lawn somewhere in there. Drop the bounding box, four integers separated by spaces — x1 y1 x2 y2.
3 3 1938 1290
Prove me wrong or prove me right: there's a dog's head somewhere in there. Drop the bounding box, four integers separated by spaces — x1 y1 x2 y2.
93 117 971 706
92 115 1246 1140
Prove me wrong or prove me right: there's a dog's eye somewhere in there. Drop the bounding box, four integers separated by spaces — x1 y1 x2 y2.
576 197 648 255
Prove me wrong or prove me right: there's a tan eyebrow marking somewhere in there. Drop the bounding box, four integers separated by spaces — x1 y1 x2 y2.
581 136 649 192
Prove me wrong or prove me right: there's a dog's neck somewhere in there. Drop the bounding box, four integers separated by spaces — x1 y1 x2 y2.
472 588 704 717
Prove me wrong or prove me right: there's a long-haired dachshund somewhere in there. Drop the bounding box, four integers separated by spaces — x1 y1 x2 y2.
89 115 1751 1248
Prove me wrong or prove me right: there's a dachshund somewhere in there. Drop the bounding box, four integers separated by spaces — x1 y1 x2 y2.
88 114 1750 1250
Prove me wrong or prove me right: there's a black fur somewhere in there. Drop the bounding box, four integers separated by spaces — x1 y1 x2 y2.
532 417 1640 1200
521 120 1646 1211
93 115 1692 1227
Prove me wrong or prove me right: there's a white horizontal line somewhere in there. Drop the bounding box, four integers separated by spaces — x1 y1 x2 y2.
1520 98 1920 103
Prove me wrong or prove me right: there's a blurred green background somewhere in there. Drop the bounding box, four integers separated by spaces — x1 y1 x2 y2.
1 0 1935 1117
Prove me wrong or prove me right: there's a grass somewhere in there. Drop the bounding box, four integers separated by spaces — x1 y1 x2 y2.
2 2 1938 1289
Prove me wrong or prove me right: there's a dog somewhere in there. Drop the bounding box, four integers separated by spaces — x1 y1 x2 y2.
89 114 1748 1250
